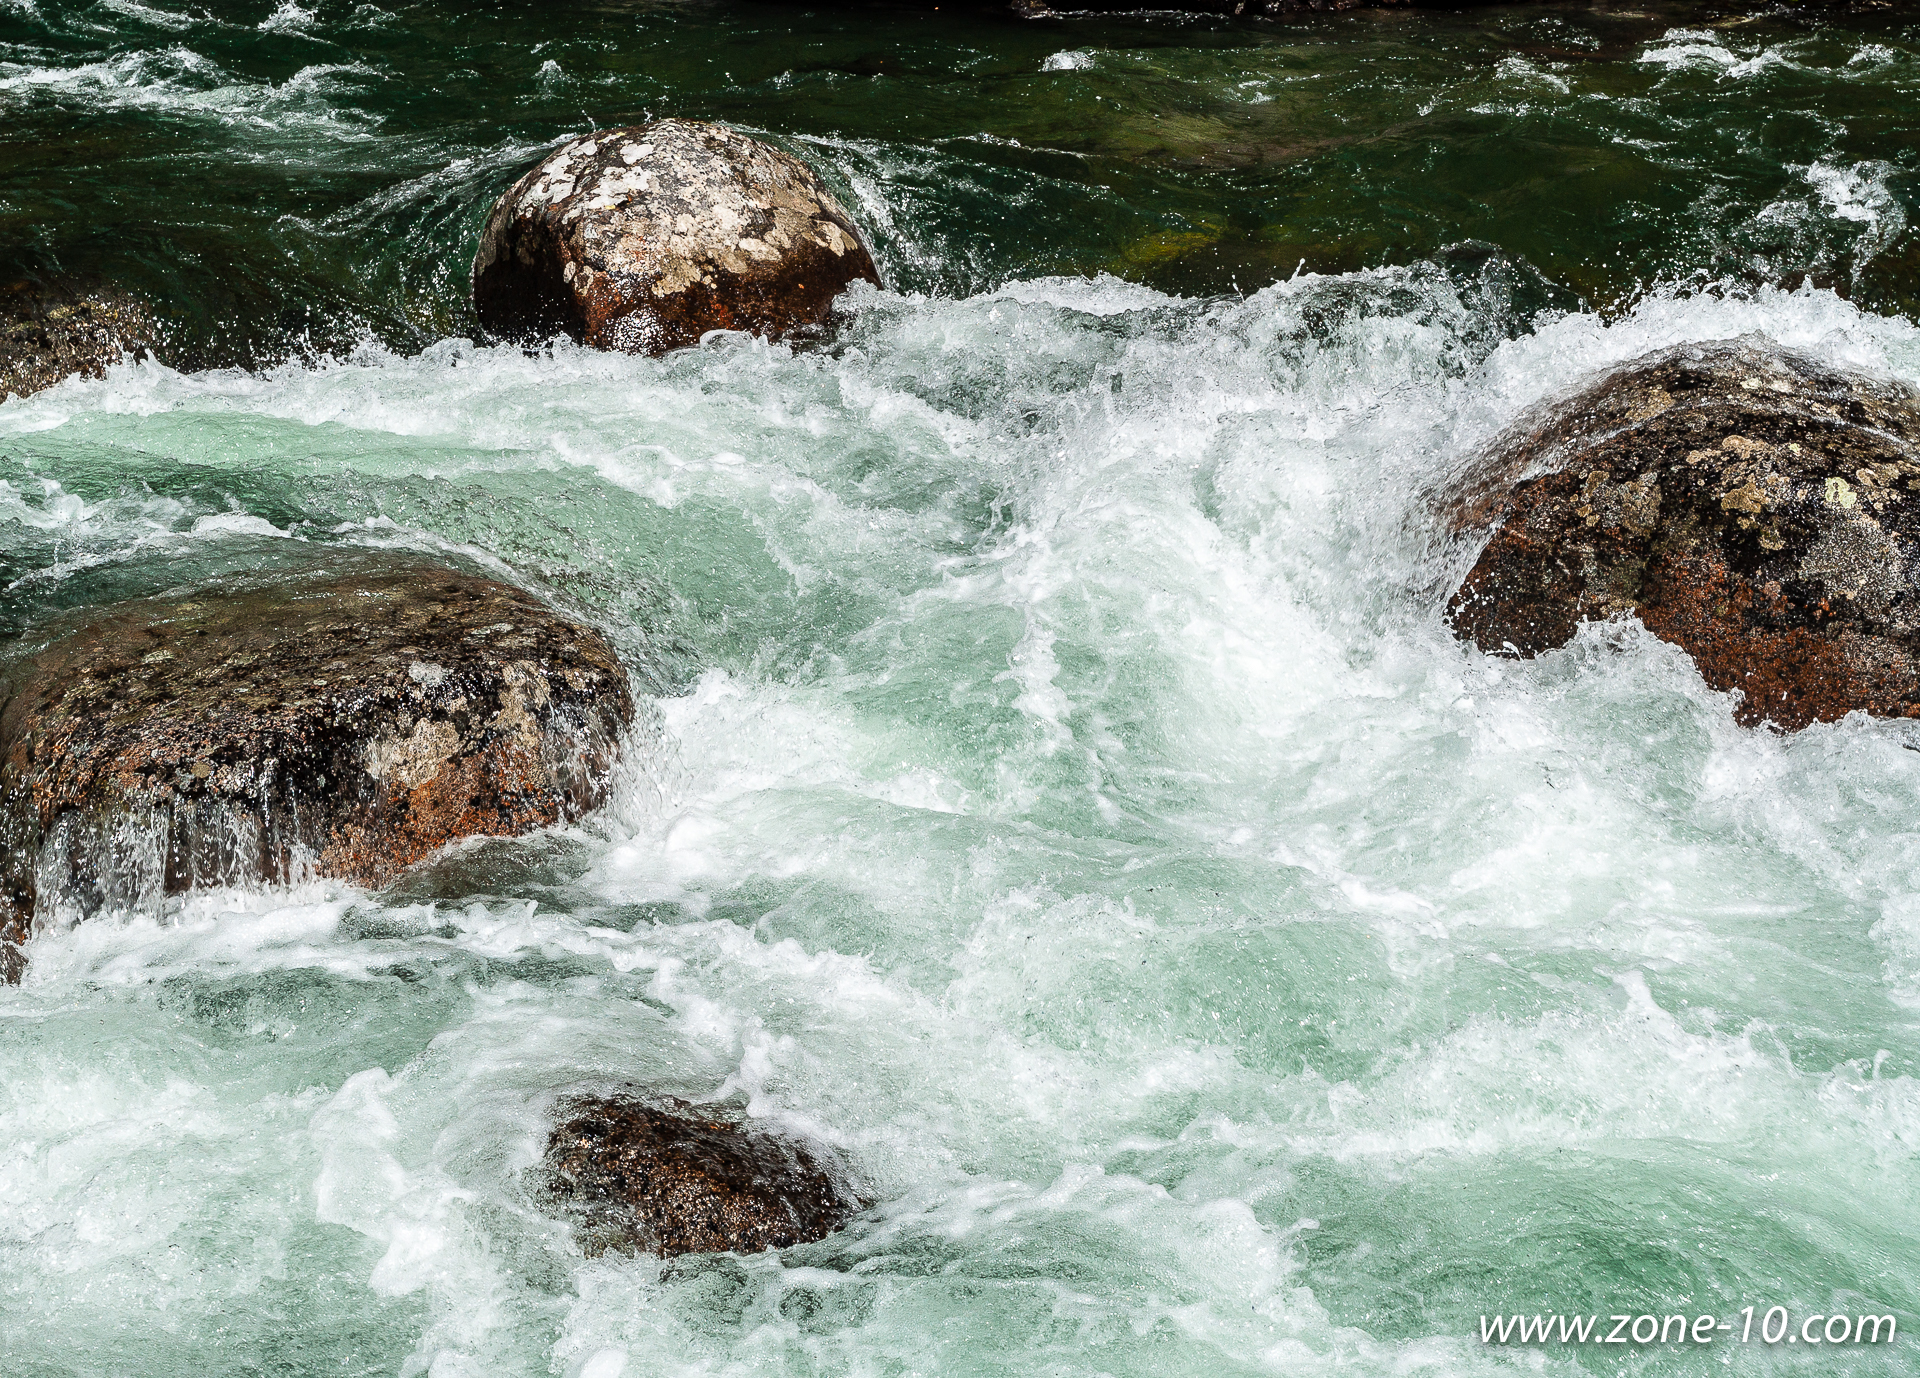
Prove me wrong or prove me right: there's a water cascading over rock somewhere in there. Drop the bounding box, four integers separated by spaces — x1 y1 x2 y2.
541 1096 857 1257
472 119 881 356
0 554 633 979
1446 336 1920 730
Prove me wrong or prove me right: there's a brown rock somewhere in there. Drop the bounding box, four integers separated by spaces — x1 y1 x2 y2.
472 120 881 356
542 1096 856 1257
1446 337 1920 730
0 279 158 401
0 553 632 977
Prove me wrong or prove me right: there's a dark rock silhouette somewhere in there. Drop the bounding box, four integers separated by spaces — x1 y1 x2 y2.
473 119 881 356
1447 337 1920 730
542 1096 856 1257
0 553 632 980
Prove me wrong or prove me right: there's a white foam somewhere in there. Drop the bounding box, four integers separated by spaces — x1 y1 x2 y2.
1639 29 1740 71
8 271 1920 1375
0 48 383 142
97 0 202 30
258 0 317 32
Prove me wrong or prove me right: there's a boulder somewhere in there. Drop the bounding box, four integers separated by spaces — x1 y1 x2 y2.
0 278 158 401
542 1096 856 1257
1446 337 1920 730
0 554 632 979
472 119 881 356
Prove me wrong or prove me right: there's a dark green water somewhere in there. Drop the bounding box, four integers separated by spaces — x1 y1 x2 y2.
4 0 1918 355
5 2 1920 1376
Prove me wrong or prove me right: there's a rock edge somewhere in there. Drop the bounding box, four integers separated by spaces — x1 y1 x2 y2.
1446 336 1920 730
0 554 633 979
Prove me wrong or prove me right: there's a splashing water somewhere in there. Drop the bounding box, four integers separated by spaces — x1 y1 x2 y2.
5 1 1920 1376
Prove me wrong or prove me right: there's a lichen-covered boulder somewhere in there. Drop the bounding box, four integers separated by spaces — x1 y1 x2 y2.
0 554 632 980
1446 336 1920 729
472 119 881 356
542 1096 856 1257
0 278 157 401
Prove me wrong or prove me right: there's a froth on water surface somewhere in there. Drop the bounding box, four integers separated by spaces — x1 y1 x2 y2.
6 0 1920 1372
3 263 1920 1373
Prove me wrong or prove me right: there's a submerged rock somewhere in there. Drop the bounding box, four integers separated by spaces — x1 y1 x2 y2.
1018 0 1870 12
472 119 881 356
542 1096 856 1257
1020 0 1873 12
1446 337 1920 729
0 554 632 978
0 279 158 401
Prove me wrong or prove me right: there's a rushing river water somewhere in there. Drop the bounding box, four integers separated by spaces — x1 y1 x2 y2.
6 1 1920 1375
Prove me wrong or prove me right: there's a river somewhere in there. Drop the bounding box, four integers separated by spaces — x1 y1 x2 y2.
3 1 1919 1375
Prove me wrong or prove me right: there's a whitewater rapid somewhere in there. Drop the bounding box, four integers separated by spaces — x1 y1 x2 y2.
4 267 1920 1375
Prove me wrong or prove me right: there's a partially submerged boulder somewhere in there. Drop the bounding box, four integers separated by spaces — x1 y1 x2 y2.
0 278 157 401
472 119 881 355
1447 337 1920 729
542 1096 856 1257
0 554 632 978
1016 0 1421 12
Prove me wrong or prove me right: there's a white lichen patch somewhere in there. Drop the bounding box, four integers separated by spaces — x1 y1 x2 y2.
490 661 554 753
476 117 880 353
1801 516 1903 615
366 717 461 791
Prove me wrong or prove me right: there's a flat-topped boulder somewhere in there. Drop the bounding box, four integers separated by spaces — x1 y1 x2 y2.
472 119 881 356
1447 337 1920 730
0 554 632 979
542 1096 856 1257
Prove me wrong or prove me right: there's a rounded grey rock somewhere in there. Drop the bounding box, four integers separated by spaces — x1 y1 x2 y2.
473 119 882 356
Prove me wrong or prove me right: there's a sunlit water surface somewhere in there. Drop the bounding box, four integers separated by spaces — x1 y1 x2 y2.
4 1 1920 1376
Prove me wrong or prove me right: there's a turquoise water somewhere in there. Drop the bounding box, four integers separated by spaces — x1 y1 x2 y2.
5 2 1920 1376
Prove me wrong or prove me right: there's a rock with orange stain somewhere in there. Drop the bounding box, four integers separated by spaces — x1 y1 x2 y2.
1447 336 1920 730
0 553 631 979
472 120 881 356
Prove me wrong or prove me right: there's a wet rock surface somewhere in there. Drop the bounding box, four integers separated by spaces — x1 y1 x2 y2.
0 554 632 978
1447 337 1920 730
542 1096 856 1257
472 119 881 356
0 278 158 401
